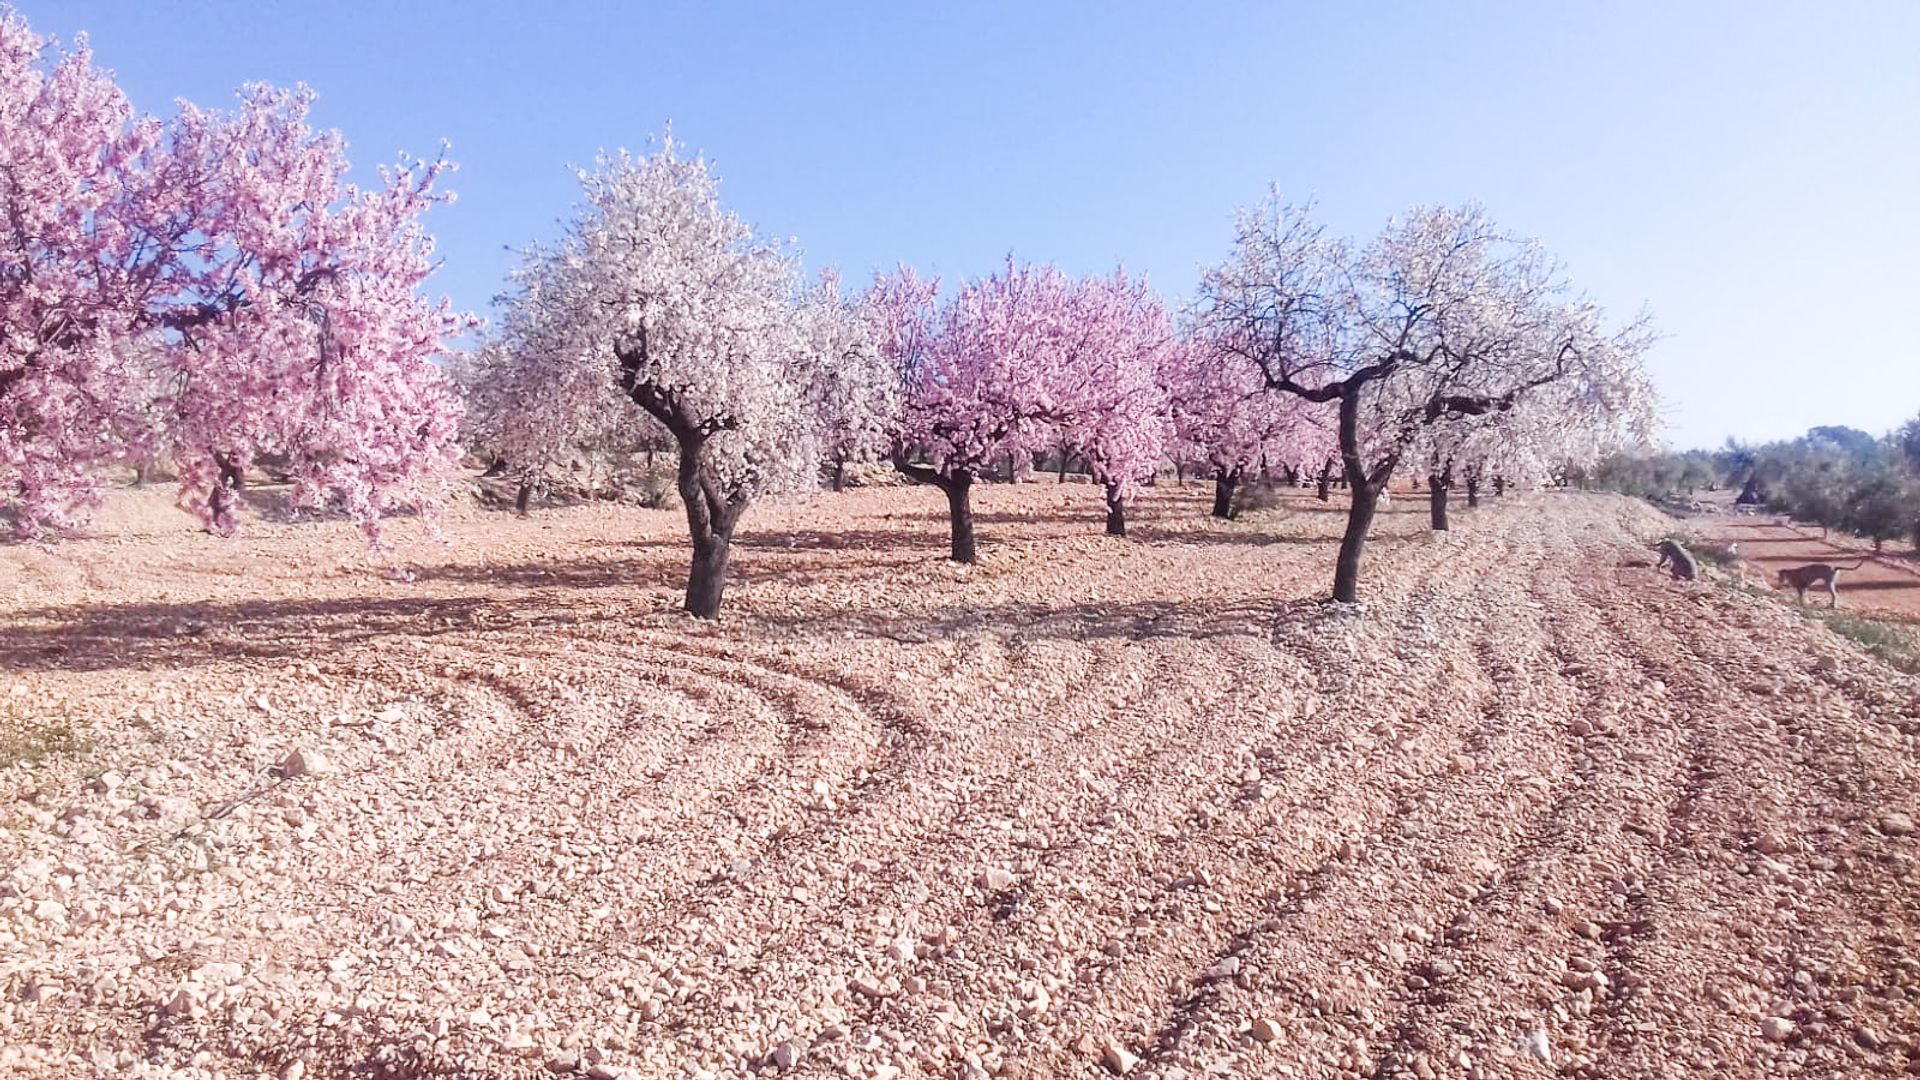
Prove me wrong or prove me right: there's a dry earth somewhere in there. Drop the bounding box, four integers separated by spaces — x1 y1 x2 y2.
2 481 1918 1080
1695 511 1920 618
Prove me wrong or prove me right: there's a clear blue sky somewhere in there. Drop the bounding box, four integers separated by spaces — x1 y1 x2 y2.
28 1 1919 450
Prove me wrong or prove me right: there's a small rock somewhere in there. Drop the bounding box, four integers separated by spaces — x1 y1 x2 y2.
1250 1017 1283 1043
1878 814 1914 837
978 868 1018 892
281 748 333 779
850 974 892 998
767 1041 801 1070
162 985 202 1017
1762 1016 1796 1042
89 770 125 793
1101 1039 1139 1075
1201 956 1241 981
1520 1028 1551 1066
544 1055 577 1075
1561 969 1609 992
31 899 67 924
281 1063 306 1080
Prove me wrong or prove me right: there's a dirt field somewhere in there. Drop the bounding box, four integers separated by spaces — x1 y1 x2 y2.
1696 511 1920 618
2 482 1917 1079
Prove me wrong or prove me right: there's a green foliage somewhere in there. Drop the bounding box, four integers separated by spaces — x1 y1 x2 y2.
1595 416 1920 547
1817 610 1920 675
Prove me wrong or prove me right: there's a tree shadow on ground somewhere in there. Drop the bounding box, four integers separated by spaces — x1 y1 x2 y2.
1126 526 1325 548
0 578 1320 674
0 593 614 674
743 594 1324 646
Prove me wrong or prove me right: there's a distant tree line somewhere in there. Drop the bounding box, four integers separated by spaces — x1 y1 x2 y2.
1585 421 1920 551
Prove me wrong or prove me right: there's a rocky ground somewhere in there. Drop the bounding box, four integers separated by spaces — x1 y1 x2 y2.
1 481 1917 1079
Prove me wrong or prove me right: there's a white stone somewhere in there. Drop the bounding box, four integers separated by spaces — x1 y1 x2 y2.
977 868 1017 891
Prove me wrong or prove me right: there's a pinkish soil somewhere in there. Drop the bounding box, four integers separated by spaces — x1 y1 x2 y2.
0 481 1917 1079
1698 512 1920 618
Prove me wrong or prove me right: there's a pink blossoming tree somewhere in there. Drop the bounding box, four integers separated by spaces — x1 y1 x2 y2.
0 11 468 542
870 259 1072 563
1166 337 1335 519
1050 270 1174 537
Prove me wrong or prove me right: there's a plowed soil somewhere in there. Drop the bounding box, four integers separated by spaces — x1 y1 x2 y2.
1700 513 1920 617
2 482 1917 1080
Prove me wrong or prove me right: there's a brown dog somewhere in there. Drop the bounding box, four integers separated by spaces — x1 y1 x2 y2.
1777 560 1864 606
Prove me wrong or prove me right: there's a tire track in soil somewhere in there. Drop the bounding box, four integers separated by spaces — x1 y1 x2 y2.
1045 513 1570 1077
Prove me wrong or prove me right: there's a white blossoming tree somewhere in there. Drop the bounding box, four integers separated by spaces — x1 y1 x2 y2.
479 138 871 617
1196 195 1655 602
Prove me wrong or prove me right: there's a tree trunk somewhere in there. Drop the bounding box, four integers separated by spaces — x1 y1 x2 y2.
945 473 977 563
1334 481 1383 604
1104 482 1127 537
1427 474 1449 531
831 458 848 493
684 528 733 620
514 480 534 516
1316 461 1333 502
1494 475 1506 497
1331 391 1392 604
1056 451 1069 484
133 460 153 488
1174 461 1185 486
673 436 742 619
1466 476 1481 508
1212 471 1238 520
215 451 246 494
482 457 509 479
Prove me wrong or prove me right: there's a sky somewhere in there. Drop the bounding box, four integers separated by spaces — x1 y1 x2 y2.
25 1 1919 450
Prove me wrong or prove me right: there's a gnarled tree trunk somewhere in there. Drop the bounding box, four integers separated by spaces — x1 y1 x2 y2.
1104 481 1127 536
1427 473 1449 531
673 436 744 619
1332 393 1394 604
1212 469 1239 520
1316 459 1333 502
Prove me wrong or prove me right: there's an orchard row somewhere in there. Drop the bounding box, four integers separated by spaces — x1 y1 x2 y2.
0 11 1655 617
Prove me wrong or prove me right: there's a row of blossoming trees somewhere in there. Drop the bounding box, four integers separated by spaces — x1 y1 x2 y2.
461 142 1655 613
1 10 1655 619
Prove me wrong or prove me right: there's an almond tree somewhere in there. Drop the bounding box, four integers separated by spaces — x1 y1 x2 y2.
481 139 863 618
455 249 657 512
1416 369 1653 531
1167 337 1334 519
1052 270 1173 536
800 271 899 492
870 259 1071 563
0 12 467 541
1196 195 1654 602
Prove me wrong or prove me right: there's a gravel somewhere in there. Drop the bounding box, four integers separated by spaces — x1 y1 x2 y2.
1 482 1917 1078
